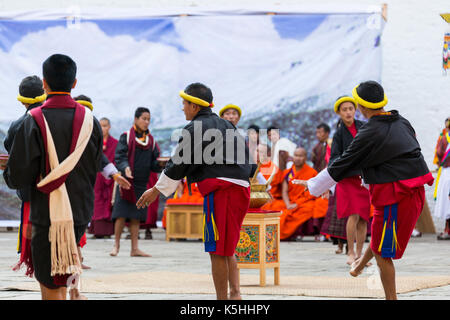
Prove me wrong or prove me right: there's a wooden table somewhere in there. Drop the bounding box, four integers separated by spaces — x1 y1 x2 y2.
235 210 281 287
165 203 203 241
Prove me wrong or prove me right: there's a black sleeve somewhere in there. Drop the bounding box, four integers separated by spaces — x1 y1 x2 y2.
250 163 258 178
150 141 162 173
327 124 378 182
93 117 103 173
163 123 195 180
4 117 23 153
329 126 343 165
3 116 42 189
114 133 129 174
101 153 110 169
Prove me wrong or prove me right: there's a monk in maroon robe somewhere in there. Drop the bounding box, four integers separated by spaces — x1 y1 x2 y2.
88 117 118 238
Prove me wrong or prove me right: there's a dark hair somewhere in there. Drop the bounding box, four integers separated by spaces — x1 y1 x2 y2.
135 107 150 119
99 117 110 125
267 126 279 133
247 124 260 132
19 75 44 98
73 94 91 103
184 83 213 104
42 54 77 92
316 123 330 133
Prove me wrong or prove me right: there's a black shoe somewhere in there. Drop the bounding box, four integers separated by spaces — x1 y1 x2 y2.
145 230 153 240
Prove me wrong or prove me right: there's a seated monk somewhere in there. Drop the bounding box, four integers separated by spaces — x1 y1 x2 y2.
162 178 203 229
257 144 276 182
263 148 326 240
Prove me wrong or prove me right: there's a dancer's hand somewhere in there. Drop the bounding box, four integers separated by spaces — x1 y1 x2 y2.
0 155 7 170
113 174 131 190
136 187 160 209
321 190 330 199
292 179 308 190
125 167 133 179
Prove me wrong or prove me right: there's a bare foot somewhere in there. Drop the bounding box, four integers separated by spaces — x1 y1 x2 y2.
70 289 88 300
110 246 119 256
229 294 242 300
130 249 152 257
346 253 356 265
81 263 91 270
349 260 363 277
335 248 343 254
356 256 372 267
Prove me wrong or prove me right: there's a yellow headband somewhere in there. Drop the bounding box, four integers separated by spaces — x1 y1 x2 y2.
334 96 356 113
219 104 242 117
76 100 93 111
179 90 214 107
17 93 46 105
352 85 388 109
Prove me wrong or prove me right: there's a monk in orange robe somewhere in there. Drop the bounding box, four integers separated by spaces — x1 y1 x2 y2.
257 144 276 181
162 178 203 228
261 148 292 211
263 148 327 240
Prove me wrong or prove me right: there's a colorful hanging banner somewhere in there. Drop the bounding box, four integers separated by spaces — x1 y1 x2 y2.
443 33 450 73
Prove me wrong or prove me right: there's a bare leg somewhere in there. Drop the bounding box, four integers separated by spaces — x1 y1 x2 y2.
335 239 344 254
69 288 87 300
130 219 151 257
110 218 125 256
350 246 374 277
355 219 368 259
40 283 67 300
373 252 397 300
346 214 359 264
78 246 91 270
227 255 241 300
210 253 229 300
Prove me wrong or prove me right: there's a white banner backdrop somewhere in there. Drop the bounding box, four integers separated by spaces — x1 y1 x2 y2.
0 8 385 220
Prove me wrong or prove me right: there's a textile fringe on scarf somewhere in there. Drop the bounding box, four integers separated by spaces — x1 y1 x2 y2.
49 220 82 276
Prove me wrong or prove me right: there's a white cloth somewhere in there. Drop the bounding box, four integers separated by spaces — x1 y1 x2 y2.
361 178 370 190
155 171 181 197
306 168 337 197
217 177 249 188
434 166 450 220
271 138 297 168
255 172 267 185
101 162 118 179
155 171 250 197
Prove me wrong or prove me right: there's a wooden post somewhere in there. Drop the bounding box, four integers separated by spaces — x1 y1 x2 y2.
166 207 170 241
186 210 191 236
259 220 266 287
274 220 281 285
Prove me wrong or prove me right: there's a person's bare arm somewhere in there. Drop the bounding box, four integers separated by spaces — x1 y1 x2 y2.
282 180 297 210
